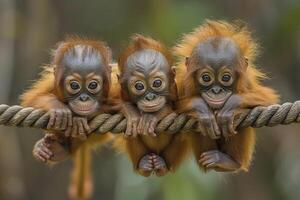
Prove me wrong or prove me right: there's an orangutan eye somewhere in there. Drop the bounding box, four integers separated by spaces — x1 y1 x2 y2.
222 74 231 82
70 81 80 90
86 77 103 94
153 79 162 88
135 82 145 91
202 74 211 82
219 72 234 87
199 72 214 86
88 81 98 90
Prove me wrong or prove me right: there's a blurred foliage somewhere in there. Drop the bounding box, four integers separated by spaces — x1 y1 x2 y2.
0 0 300 200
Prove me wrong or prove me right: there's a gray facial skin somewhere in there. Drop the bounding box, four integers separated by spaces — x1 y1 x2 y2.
191 37 240 70
190 37 241 110
123 49 170 113
124 49 169 76
62 45 104 74
59 45 105 116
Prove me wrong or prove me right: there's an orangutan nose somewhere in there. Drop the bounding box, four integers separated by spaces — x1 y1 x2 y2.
79 94 90 102
145 93 157 101
211 86 223 94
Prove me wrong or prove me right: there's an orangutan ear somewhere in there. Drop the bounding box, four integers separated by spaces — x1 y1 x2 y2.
53 65 57 76
107 63 113 74
244 57 248 69
185 57 190 67
117 74 121 83
171 66 176 75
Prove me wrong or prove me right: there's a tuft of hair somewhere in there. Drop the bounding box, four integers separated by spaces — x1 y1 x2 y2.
118 34 173 73
174 20 259 62
173 20 275 97
20 66 55 106
108 63 121 100
52 35 112 69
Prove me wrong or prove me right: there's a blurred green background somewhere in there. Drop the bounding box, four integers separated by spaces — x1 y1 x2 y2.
0 0 300 200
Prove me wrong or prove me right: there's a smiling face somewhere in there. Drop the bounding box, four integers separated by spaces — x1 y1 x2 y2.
196 66 236 109
64 72 104 116
187 37 242 109
56 45 109 116
122 49 171 113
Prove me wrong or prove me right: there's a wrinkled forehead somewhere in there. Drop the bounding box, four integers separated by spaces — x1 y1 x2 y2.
191 37 240 70
124 49 169 75
61 45 104 74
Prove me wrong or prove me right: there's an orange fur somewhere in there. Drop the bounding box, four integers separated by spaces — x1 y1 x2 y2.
20 37 115 200
174 20 279 171
118 34 173 73
53 36 111 71
118 35 177 103
20 67 57 110
174 20 279 105
54 36 112 101
115 35 189 176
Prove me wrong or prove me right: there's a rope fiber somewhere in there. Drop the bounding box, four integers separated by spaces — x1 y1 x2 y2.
0 101 300 134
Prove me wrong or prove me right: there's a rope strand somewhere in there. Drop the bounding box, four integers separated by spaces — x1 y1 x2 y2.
0 101 299 134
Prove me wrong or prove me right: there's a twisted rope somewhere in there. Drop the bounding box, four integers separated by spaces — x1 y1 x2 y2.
0 101 300 134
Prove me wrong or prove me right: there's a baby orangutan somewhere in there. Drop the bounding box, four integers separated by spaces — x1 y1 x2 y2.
116 35 189 177
21 37 114 199
174 20 279 172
